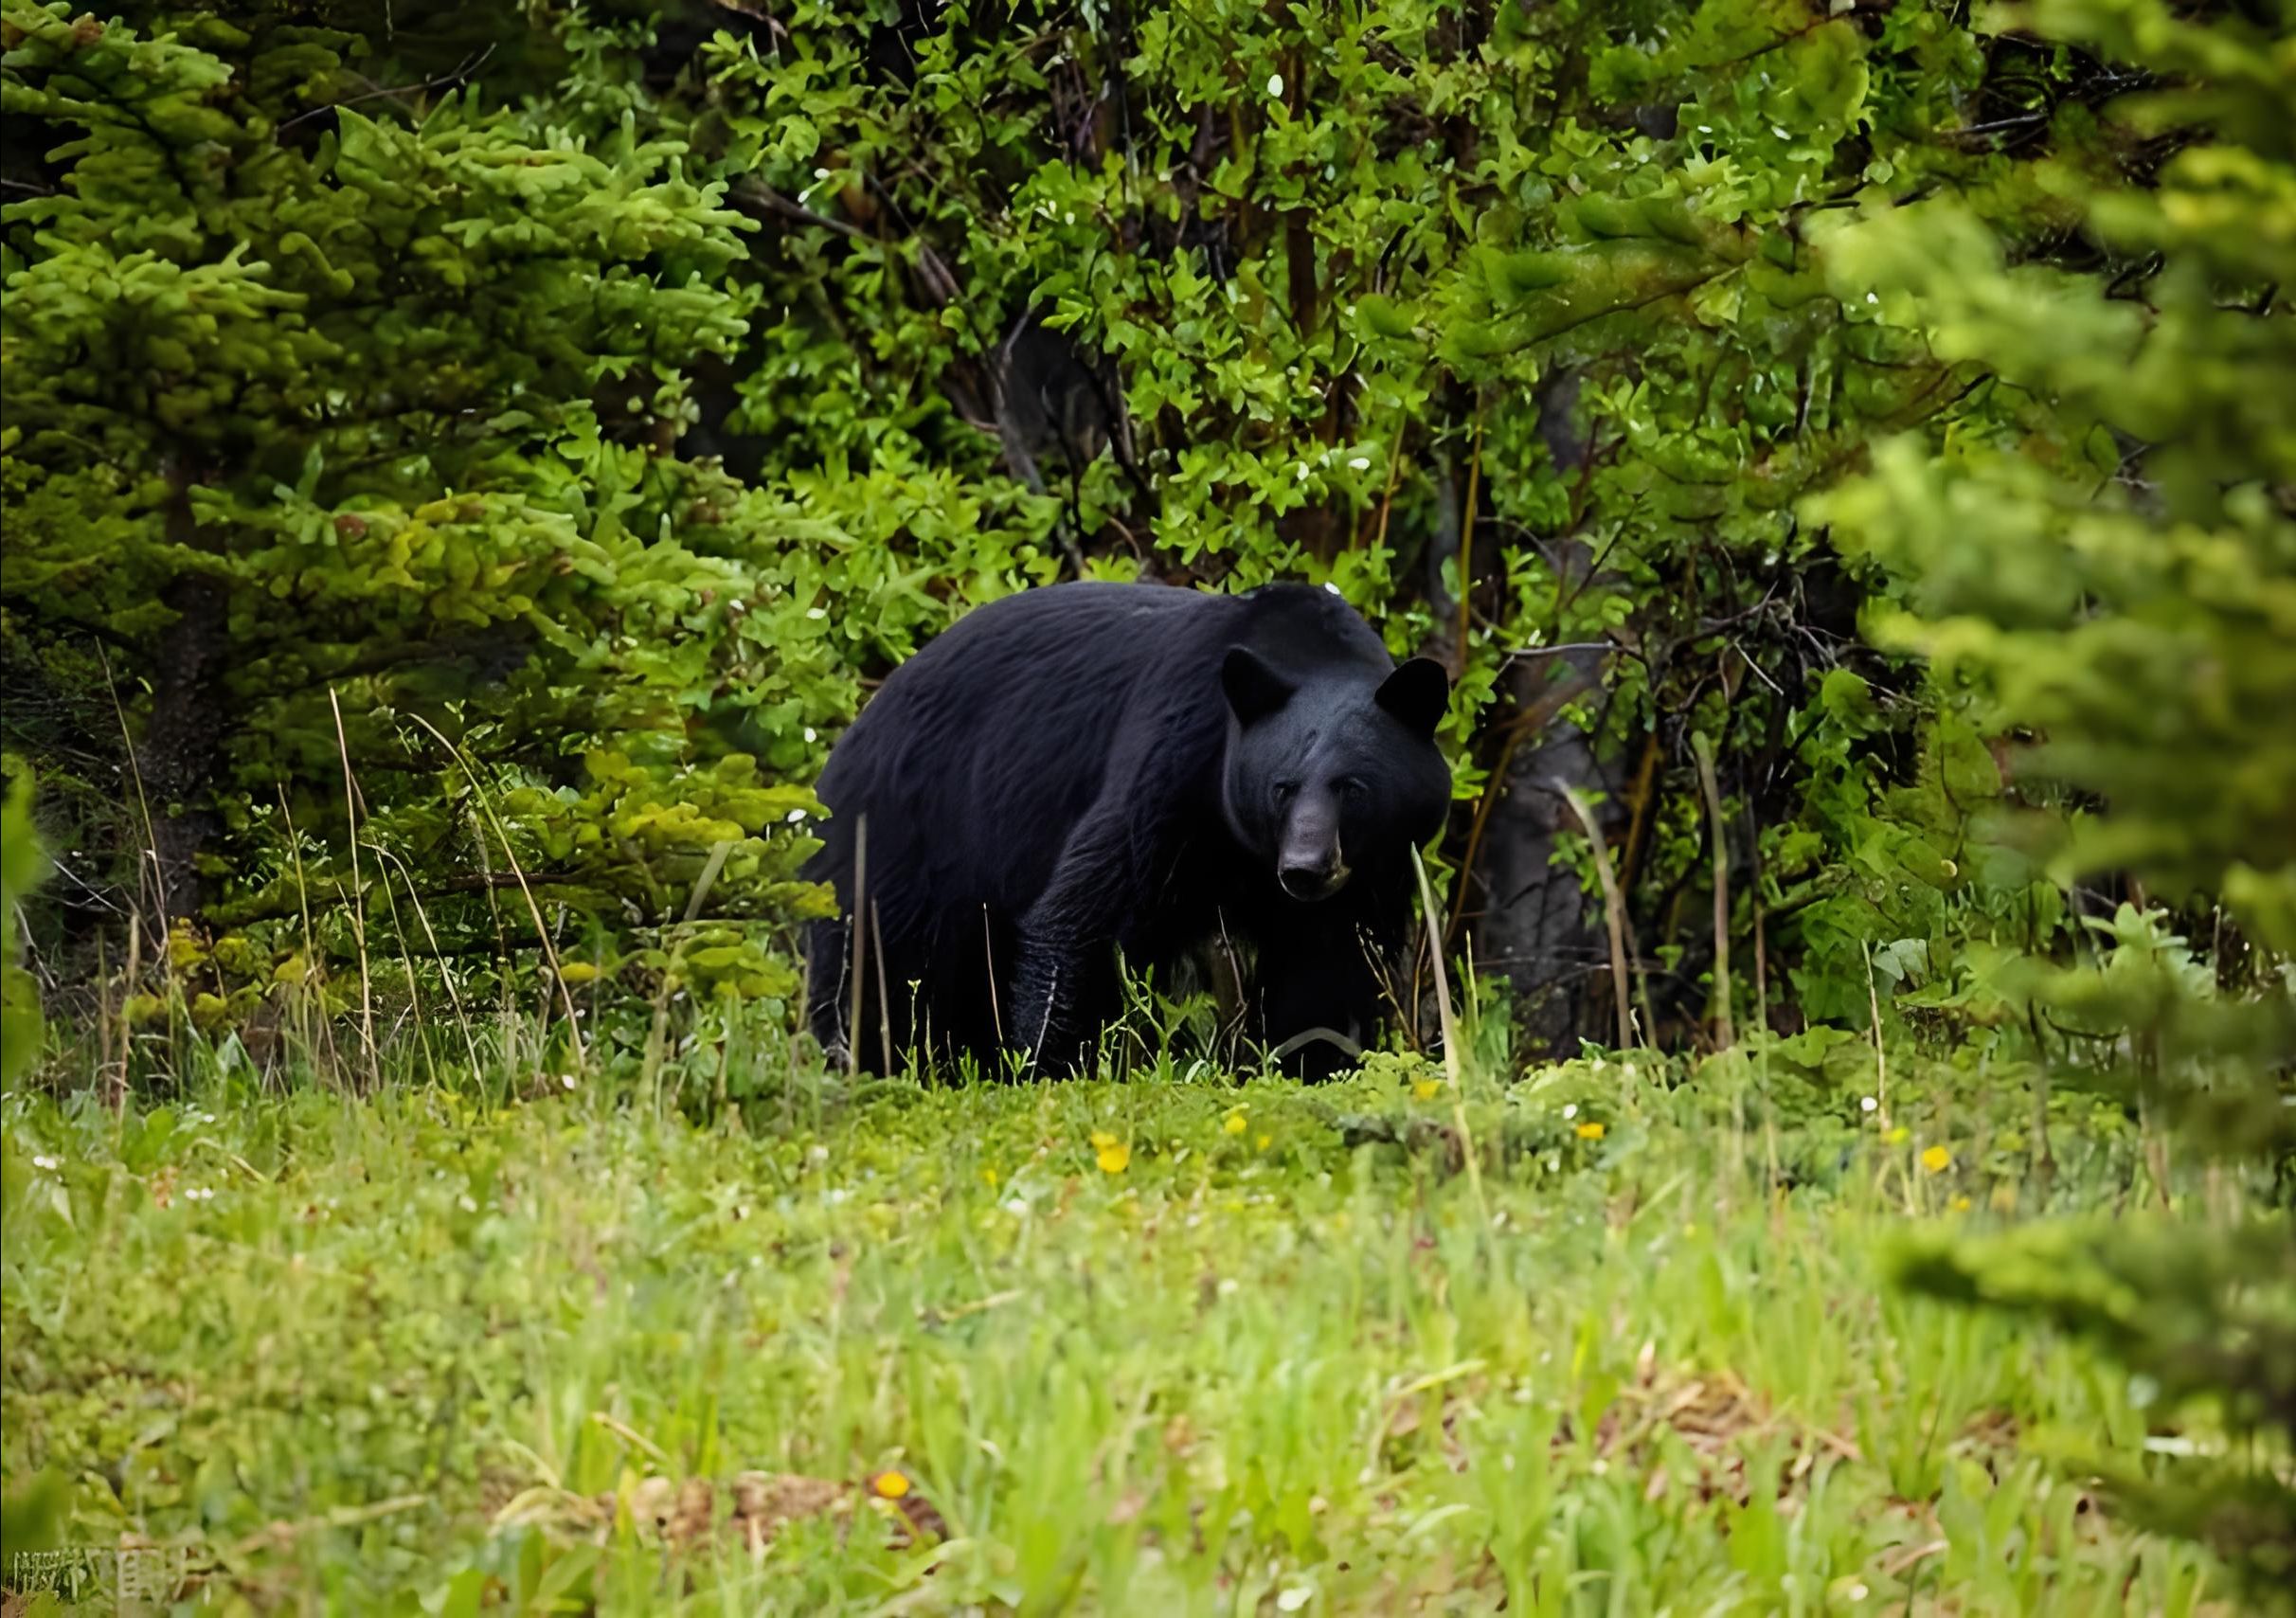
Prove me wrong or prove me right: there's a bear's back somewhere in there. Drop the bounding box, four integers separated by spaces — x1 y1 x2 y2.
829 581 1237 768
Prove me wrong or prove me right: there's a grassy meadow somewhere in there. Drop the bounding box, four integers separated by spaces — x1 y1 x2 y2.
0 1016 2238 1616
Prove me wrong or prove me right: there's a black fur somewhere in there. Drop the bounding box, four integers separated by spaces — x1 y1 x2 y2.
802 581 1452 1080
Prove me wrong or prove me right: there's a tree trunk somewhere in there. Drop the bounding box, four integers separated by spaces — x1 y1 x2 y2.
135 459 229 927
1470 650 1622 1053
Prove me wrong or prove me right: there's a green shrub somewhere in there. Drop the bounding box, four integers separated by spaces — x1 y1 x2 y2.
0 761 44 1081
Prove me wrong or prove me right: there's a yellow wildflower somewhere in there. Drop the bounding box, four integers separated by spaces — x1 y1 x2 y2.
1920 1145 1952 1174
1224 1109 1248 1136
1255 1133 1272 1151
1411 1078 1443 1101
1950 1196 1972 1213
1091 1131 1130 1174
871 1470 909 1500
1574 1121 1605 1142
166 919 208 971
1883 1125 1910 1145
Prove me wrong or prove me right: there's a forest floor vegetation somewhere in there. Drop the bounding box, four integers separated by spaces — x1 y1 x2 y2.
0 1024 2245 1615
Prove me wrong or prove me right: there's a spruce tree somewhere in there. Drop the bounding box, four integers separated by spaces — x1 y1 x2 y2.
1814 0 2296 1594
2 6 838 1033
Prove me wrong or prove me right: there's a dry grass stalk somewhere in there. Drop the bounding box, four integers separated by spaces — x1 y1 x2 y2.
1556 780 1635 1049
406 712 584 1068
1692 731 1733 1051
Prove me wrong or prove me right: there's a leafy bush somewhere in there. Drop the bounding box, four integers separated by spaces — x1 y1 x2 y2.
689 0 2090 1049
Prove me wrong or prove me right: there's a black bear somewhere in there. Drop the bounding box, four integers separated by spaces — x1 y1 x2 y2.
801 580 1452 1079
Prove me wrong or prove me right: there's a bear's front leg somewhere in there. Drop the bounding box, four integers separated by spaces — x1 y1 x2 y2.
1006 807 1141 1074
805 914 854 1068
1007 929 1097 1072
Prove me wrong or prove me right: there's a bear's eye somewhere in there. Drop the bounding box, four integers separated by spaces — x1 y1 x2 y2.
1334 777 1367 801
1272 782 1300 806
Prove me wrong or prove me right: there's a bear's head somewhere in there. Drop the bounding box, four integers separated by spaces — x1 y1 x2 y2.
1219 647 1452 902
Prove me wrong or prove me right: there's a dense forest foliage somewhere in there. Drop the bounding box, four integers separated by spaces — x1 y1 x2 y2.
3 0 2286 1065
2 0 2291 1605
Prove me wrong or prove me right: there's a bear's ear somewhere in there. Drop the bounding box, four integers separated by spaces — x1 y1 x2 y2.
1221 647 1296 724
1375 657 1450 737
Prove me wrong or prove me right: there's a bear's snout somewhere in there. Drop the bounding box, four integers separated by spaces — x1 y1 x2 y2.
1279 860 1346 902
1276 797 1350 902
1278 835 1349 902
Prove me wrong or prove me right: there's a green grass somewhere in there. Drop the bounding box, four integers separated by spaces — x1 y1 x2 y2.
0 1045 2236 1615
